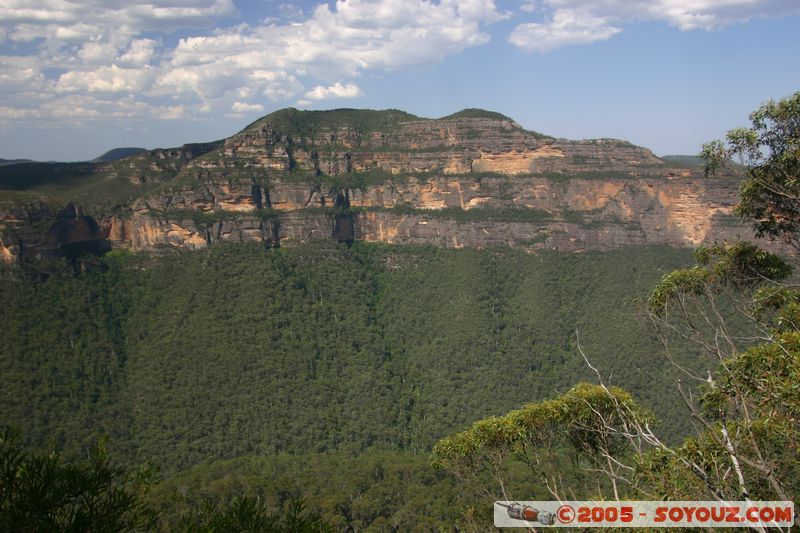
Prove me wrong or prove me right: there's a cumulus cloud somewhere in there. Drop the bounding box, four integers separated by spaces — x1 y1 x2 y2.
157 0 505 100
231 101 265 113
27 0 799 123
0 0 506 124
56 64 156 94
277 3 305 22
77 42 119 65
119 39 158 67
0 56 46 93
159 105 185 120
510 0 800 52
305 82 363 100
0 94 185 123
1 0 797 128
510 9 620 52
0 1 237 40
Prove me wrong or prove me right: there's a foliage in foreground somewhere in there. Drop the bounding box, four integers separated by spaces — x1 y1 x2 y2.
434 91 800 528
148 451 466 532
182 498 333 533
0 428 156 532
0 428 334 532
702 90 800 251
432 383 652 502
434 243 799 506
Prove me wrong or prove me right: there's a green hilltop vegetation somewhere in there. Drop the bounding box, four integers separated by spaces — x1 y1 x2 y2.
242 107 421 135
0 141 224 210
0 105 667 211
438 108 515 121
242 106 523 135
91 147 147 163
0 161 98 191
0 241 707 528
241 106 558 139
0 161 160 211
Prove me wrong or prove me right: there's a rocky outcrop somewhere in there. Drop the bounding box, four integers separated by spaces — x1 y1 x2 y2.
0 107 773 261
108 141 222 184
0 236 15 262
0 203 112 262
214 113 667 178
100 210 346 252
118 173 742 246
18 173 745 257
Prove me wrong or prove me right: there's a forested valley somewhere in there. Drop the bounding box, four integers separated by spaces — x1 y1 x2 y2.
2 90 799 532
1 242 698 530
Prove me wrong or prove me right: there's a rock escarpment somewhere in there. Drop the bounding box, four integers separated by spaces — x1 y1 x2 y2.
0 107 767 262
221 110 663 177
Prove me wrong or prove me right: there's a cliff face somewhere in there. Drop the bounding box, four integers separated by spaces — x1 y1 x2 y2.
0 108 766 262
117 174 742 251
218 114 664 177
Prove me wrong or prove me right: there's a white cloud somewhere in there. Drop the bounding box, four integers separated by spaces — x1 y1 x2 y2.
0 56 46 93
510 9 620 52
0 105 34 120
0 1 240 124
159 105 185 119
0 1 237 39
510 0 800 52
0 94 185 122
157 0 505 102
0 0 796 128
56 64 156 94
231 101 264 113
0 0 505 125
305 82 363 100
78 42 119 65
119 38 158 66
277 4 305 22
252 70 303 101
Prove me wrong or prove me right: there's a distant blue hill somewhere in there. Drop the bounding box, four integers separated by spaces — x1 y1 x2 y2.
0 158 34 166
91 147 147 163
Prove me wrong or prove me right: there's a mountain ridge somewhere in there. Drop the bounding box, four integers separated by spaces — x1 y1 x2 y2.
91 147 147 163
0 106 768 264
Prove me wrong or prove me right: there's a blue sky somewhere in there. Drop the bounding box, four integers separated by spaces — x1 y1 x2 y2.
1 0 799 161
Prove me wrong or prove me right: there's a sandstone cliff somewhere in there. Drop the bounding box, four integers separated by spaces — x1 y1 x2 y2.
0 107 766 262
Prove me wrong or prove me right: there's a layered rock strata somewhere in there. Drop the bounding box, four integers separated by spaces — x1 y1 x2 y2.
0 108 768 262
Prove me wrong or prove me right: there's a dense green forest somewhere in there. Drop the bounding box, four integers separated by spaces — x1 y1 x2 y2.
1 242 702 528
2 83 797 533
430 91 800 531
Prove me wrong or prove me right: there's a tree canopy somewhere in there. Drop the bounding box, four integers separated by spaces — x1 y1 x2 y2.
702 91 800 250
434 92 800 528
